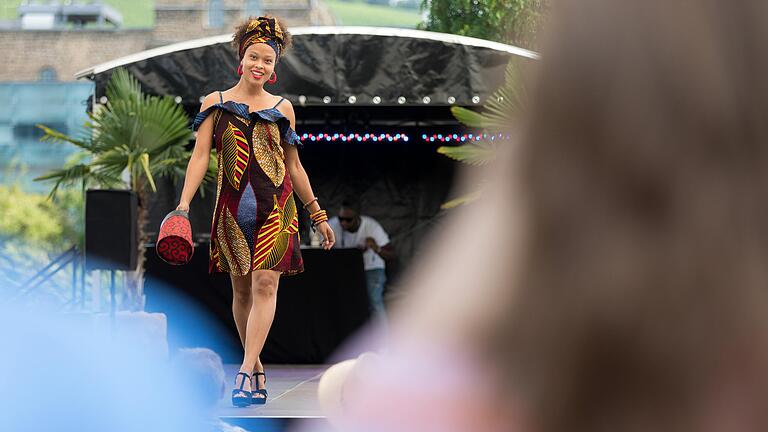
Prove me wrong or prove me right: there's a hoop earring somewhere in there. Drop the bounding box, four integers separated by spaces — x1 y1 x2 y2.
237 64 243 76
267 72 277 84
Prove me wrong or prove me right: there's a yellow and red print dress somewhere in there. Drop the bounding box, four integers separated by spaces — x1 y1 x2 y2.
193 95 304 276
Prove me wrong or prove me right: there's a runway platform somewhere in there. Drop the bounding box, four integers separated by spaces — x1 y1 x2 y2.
218 364 331 431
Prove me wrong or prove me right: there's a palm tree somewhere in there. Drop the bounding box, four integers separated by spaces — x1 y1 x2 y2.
437 60 525 208
35 68 216 310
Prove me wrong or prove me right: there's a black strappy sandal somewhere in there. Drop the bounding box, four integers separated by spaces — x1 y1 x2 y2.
251 371 268 405
231 372 252 407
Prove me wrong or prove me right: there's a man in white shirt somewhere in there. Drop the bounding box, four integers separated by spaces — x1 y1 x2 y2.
328 199 396 322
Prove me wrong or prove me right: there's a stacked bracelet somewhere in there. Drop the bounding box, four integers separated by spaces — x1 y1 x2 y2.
309 209 328 230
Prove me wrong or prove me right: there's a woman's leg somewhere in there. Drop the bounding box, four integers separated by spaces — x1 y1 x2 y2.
230 273 253 348
240 269 281 397
230 273 253 396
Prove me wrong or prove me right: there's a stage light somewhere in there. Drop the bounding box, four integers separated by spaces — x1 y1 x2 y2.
348 96 357 104
373 96 381 104
472 95 480 104
422 96 431 104
174 96 182 103
497 96 504 102
199 96 205 103
447 96 456 104
323 96 331 104
397 96 406 104
299 95 307 105
99 96 107 104
422 134 427 140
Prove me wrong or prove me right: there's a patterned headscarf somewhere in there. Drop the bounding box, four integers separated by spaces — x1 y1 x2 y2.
238 16 285 60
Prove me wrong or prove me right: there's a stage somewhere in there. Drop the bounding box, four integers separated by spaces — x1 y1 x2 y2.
219 364 330 431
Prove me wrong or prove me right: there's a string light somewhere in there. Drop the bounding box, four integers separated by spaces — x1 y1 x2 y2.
298 132 509 143
422 133 511 143
300 132 410 142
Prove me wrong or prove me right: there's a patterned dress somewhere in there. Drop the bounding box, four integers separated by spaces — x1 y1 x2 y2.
193 92 304 276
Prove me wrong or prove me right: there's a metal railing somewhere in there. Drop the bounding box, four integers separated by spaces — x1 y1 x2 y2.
5 244 85 308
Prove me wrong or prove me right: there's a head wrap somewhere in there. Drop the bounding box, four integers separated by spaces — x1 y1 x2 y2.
238 16 285 60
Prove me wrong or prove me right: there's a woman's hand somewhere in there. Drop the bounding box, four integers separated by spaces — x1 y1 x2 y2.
176 201 190 212
317 221 335 250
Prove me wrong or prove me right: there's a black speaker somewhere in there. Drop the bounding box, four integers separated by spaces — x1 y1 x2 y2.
85 189 138 271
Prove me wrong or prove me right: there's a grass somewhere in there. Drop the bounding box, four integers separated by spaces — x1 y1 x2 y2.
324 0 424 27
1 0 154 28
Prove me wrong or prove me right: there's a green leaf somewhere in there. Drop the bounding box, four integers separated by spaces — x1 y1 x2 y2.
138 153 157 192
36 124 93 151
440 190 483 209
437 141 497 166
450 106 486 127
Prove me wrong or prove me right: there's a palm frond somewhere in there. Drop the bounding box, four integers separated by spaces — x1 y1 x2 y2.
437 141 497 166
138 153 157 192
450 106 487 128
440 190 483 209
36 124 93 151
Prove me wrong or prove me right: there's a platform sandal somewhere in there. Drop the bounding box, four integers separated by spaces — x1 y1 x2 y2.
231 372 252 407
252 371 268 405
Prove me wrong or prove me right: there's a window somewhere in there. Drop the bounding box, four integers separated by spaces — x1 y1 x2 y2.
208 0 224 28
38 67 58 82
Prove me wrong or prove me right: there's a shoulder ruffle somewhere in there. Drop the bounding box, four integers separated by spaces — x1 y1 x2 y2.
192 100 303 147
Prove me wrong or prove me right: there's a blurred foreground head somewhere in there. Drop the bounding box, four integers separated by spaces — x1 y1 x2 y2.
497 0 768 431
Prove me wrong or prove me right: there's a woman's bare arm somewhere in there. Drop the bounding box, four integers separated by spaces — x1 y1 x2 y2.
177 93 218 211
279 99 335 248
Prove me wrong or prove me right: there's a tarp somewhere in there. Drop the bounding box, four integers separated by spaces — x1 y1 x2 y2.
76 26 538 108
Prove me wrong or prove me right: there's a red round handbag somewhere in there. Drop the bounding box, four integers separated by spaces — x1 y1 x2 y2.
156 210 194 265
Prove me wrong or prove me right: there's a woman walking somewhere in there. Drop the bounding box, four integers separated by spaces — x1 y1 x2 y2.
176 15 335 407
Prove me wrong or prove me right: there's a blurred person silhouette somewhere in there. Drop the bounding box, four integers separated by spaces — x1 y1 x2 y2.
0 304 206 432
173 348 251 432
494 1 768 431
309 0 768 431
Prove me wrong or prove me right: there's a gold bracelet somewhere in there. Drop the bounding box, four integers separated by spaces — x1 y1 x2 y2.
303 197 319 210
